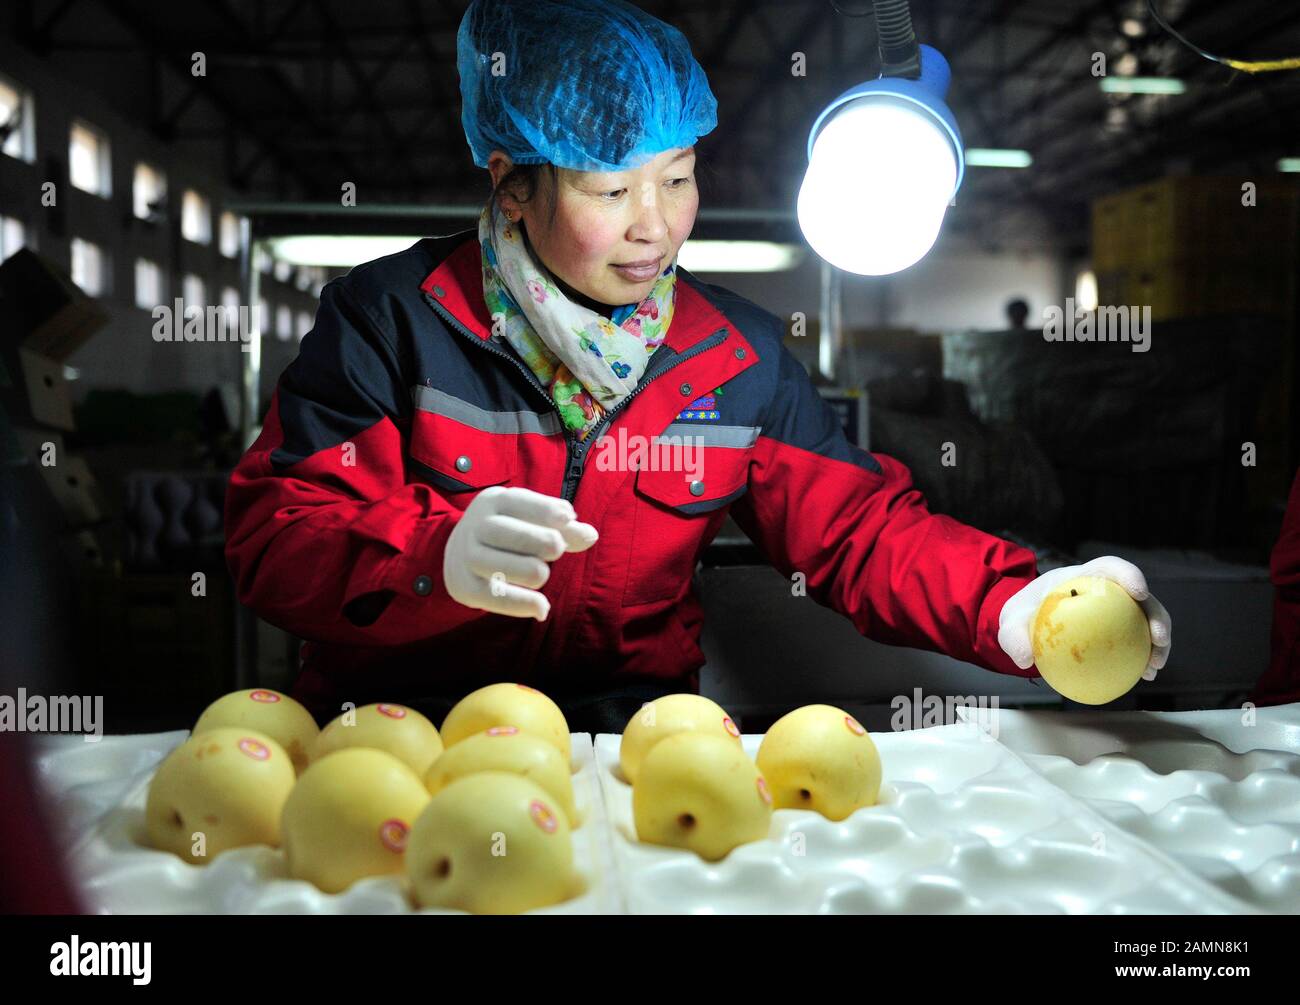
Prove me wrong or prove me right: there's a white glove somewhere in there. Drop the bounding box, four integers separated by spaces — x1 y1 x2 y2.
443 486 598 621
997 555 1172 680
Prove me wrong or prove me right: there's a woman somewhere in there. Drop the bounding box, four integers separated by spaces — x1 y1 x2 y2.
224 0 1171 731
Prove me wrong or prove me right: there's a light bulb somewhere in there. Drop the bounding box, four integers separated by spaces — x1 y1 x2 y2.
797 98 957 276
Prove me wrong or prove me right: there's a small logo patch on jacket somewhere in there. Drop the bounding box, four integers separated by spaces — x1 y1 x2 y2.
676 393 719 421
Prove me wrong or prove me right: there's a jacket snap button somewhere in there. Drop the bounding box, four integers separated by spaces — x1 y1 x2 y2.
679 382 692 396
433 285 446 297
455 455 472 472
734 347 746 359
413 574 433 596
689 480 705 496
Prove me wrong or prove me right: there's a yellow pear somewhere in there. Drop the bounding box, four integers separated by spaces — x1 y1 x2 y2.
756 704 881 821
281 747 431 894
440 684 570 766
619 693 740 784
145 727 296 864
407 771 577 914
632 732 772 861
193 688 319 775
1032 576 1152 705
313 703 443 776
424 727 578 827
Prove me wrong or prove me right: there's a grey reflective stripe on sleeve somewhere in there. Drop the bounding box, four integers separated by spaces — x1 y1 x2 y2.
657 423 761 448
412 385 563 436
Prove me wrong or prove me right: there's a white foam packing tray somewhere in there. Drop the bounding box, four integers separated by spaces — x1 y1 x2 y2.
956 704 1300 914
38 732 619 915
593 726 1255 914
34 707 1300 914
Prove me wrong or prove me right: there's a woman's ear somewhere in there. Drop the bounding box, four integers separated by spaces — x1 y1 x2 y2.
486 150 521 222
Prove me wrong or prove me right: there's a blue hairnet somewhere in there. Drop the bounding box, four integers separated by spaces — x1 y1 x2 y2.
457 0 718 172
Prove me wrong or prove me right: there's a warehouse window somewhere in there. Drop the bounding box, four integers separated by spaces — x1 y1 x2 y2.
276 304 292 341
0 74 35 163
273 258 293 283
182 273 206 309
134 258 164 310
219 211 241 258
257 296 269 333
296 310 312 340
0 215 26 259
70 237 109 295
1076 269 1099 312
181 189 211 244
221 286 241 339
133 163 167 221
69 120 112 197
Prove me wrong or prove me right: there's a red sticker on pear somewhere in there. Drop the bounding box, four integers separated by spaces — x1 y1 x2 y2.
238 737 271 760
378 819 409 852
529 800 558 833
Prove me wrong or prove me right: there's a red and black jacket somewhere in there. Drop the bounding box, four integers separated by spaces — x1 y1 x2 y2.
224 229 1041 718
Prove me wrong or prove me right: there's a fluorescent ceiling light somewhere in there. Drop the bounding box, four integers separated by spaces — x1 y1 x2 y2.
266 235 421 267
964 148 1032 168
1277 158 1300 173
678 241 803 273
1100 76 1186 94
268 235 804 274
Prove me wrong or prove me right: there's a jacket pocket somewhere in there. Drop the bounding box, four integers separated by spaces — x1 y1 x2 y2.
621 431 754 606
408 388 520 494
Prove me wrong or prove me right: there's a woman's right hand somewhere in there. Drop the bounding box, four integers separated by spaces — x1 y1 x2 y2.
443 486 599 620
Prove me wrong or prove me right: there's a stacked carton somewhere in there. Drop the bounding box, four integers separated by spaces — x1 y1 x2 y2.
0 248 110 565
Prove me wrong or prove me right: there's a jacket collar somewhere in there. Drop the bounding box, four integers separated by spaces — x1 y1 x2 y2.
420 233 737 355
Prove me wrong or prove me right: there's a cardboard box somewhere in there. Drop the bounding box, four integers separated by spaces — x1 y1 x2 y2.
59 528 106 569
9 428 102 527
14 347 75 430
0 248 109 360
1091 177 1300 322
42 455 102 527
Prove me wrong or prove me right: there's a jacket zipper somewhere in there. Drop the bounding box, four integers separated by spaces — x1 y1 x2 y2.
560 326 730 501
424 291 729 502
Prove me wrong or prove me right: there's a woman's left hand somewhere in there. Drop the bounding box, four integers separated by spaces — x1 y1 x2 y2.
997 555 1172 679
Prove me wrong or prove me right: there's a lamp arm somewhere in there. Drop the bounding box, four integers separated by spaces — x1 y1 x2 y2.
871 0 922 78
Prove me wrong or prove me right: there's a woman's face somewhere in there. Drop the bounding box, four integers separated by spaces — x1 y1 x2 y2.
489 146 699 307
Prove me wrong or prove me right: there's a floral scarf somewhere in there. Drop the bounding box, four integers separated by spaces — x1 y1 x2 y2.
478 203 677 440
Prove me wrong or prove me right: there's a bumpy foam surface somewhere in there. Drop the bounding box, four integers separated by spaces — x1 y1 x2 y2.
39 732 615 915
36 706 1300 914
959 705 1300 915
594 725 1252 914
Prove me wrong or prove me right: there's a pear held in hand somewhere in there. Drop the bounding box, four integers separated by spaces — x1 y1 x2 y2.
1032 576 1151 705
